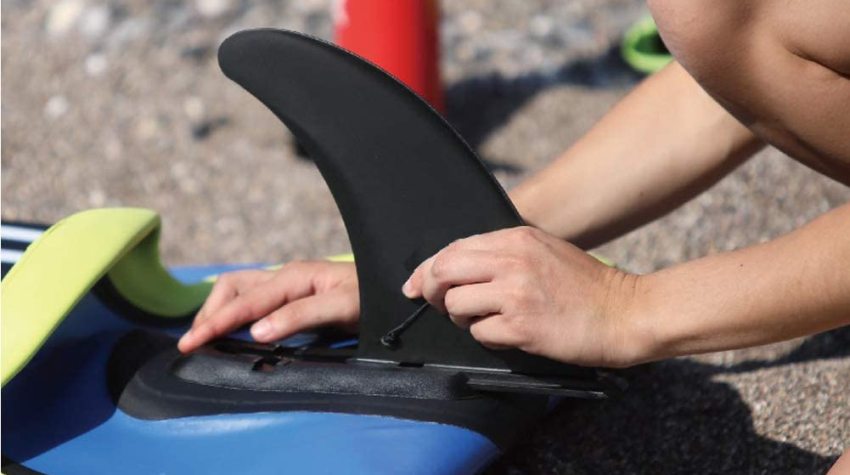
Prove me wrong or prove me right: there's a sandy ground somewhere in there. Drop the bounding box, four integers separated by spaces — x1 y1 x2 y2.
2 0 848 473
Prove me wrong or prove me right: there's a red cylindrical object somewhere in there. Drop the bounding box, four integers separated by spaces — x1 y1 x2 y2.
334 0 444 112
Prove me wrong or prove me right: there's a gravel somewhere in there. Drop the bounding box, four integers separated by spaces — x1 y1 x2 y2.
2 1 847 473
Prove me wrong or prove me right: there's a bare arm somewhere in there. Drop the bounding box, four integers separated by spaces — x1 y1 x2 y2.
404 58 848 367
628 202 850 362
509 61 763 249
402 202 850 368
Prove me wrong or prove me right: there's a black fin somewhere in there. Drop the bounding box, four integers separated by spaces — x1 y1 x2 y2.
218 29 590 377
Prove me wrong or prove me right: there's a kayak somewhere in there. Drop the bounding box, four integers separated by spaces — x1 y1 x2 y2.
1 29 621 474
1 214 505 474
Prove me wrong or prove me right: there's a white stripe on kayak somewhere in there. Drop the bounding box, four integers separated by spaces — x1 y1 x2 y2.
1 225 44 243
1 249 25 263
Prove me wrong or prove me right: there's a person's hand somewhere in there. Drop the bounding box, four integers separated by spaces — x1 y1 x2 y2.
402 226 648 367
177 261 359 353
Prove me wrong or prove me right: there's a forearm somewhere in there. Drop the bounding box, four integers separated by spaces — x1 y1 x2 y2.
627 203 850 363
509 62 763 249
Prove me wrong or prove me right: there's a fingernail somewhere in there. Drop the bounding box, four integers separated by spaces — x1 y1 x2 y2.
402 278 414 297
251 320 272 340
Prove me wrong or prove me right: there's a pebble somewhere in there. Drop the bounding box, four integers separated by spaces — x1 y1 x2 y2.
88 188 106 207
529 14 554 38
79 5 111 38
133 117 160 142
457 10 483 34
183 96 206 122
195 0 233 19
84 53 108 77
45 0 86 37
108 17 150 47
44 95 70 119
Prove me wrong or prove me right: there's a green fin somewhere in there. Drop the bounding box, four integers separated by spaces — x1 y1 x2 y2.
1 208 211 386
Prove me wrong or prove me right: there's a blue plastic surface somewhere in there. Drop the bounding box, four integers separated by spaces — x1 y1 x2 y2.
2 264 500 474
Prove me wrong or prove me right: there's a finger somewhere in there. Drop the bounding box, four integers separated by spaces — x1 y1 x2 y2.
250 290 359 343
443 227 532 253
180 272 270 353
178 262 352 353
194 270 273 325
402 235 495 299
469 315 523 350
179 266 318 353
210 261 330 322
444 283 503 327
402 229 532 299
419 249 498 313
402 255 434 299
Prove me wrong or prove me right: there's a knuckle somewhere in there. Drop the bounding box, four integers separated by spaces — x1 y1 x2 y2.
443 288 457 309
515 271 537 291
510 226 537 243
505 315 531 343
443 288 461 313
500 255 524 272
229 300 253 321
445 239 464 253
468 323 485 339
505 287 533 312
470 324 498 347
216 273 235 286
206 317 229 335
429 255 451 281
283 260 307 272
518 228 548 252
448 313 469 329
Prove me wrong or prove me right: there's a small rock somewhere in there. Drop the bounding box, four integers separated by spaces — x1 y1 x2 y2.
183 96 206 122
457 10 482 34
134 117 160 142
84 53 108 77
44 95 70 119
529 14 554 38
180 45 212 62
191 117 229 141
79 5 111 38
108 18 150 47
45 0 86 37
195 0 233 19
88 188 106 207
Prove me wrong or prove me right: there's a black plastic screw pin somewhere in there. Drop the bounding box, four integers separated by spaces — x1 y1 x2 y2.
380 302 431 348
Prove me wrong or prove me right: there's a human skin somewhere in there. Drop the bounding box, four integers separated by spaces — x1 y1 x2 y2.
178 3 850 370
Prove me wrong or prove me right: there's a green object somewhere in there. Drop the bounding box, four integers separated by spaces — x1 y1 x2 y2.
591 253 615 268
1 208 211 386
327 253 355 263
621 15 673 75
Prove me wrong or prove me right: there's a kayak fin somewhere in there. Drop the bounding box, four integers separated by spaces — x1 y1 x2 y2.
218 29 604 382
0 209 210 386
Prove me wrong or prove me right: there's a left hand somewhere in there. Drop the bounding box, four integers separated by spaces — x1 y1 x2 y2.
402 226 646 367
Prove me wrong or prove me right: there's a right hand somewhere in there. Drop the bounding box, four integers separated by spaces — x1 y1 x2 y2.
177 261 360 353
